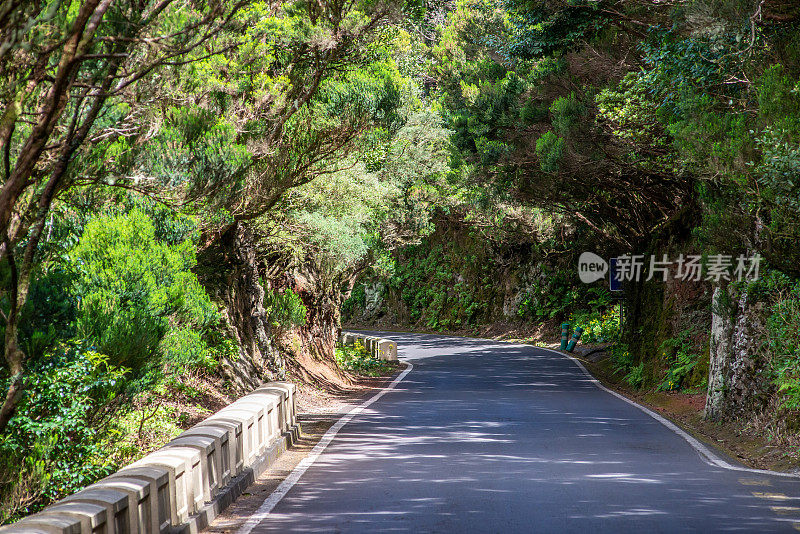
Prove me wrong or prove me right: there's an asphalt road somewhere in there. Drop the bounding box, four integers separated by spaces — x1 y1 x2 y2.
246 332 800 533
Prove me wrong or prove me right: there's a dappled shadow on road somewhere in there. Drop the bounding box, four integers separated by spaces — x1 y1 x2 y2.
249 336 800 533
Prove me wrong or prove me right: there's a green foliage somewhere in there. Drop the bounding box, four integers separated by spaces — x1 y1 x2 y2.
475 137 510 166
572 305 620 344
625 362 646 390
136 107 251 199
16 268 77 364
505 0 605 59
656 330 703 392
763 276 800 412
535 131 565 173
757 65 800 129
0 345 126 519
109 401 184 468
389 235 491 330
335 341 393 376
159 329 219 375
516 268 580 322
756 129 800 212
609 343 644 389
264 288 308 328
595 72 670 170
70 210 222 381
519 98 549 124
550 92 583 136
341 284 368 320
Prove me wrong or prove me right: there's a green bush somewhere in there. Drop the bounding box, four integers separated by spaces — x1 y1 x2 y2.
608 342 643 388
519 99 549 123
159 328 219 375
335 341 392 376
764 277 800 412
572 305 620 343
656 330 702 392
475 137 509 165
70 210 220 379
17 268 77 364
550 92 584 135
0 345 126 521
264 287 308 328
535 131 565 173
517 272 600 323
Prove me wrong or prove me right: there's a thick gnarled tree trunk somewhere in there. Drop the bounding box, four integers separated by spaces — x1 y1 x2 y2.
197 223 284 393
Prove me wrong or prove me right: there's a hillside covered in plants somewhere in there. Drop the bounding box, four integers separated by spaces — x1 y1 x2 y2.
2 0 800 522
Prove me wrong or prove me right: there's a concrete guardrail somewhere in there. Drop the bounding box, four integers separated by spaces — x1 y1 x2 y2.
339 331 398 361
0 381 299 534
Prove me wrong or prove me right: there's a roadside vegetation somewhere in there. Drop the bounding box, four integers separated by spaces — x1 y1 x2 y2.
335 341 396 377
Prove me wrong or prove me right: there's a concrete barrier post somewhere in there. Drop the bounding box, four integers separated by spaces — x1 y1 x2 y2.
130 452 191 525
179 425 232 488
43 502 107 534
90 476 157 534
61 488 132 533
11 513 84 534
208 409 257 467
113 466 171 533
164 435 220 503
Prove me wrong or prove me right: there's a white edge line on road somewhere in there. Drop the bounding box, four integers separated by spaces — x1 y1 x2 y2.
533 344 800 479
234 361 414 534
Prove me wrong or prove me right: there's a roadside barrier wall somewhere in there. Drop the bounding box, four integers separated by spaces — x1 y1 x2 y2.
1 382 298 534
339 331 398 361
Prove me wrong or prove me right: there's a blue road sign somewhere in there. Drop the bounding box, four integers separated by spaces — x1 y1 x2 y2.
610 257 622 292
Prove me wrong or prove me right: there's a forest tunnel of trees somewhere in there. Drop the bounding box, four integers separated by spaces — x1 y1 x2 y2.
2 0 800 522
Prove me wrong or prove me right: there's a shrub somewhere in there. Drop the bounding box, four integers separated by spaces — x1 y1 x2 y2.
656 330 702 392
17 267 77 364
573 305 620 343
550 92 584 135
0 345 126 521
70 210 220 379
264 287 308 328
764 277 800 412
335 340 392 376
159 328 219 376
535 131 565 173
519 99 549 123
610 343 644 389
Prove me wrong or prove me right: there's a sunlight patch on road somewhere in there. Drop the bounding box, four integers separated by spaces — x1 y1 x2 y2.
753 492 793 501
739 478 772 486
770 506 800 515
585 473 662 484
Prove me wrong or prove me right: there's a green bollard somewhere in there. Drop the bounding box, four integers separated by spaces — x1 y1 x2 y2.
566 326 584 352
560 323 570 350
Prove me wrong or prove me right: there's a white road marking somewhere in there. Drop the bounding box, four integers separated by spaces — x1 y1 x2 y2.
234 362 414 534
536 345 800 479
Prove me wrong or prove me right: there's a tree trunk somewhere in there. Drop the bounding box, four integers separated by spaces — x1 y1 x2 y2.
197 222 283 394
0 254 33 433
705 282 772 420
705 285 734 420
275 270 352 389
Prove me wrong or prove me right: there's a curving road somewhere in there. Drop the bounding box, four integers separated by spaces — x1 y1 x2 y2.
241 332 800 533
